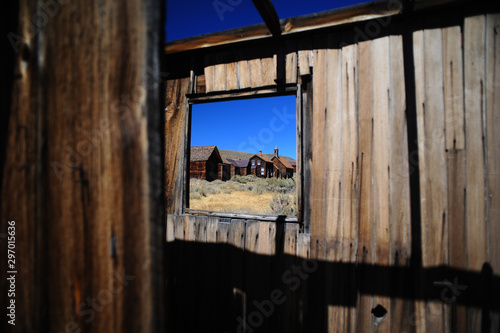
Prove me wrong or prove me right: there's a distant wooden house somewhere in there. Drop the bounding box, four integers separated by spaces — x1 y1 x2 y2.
249 151 274 178
289 160 297 173
271 147 294 178
190 146 224 181
226 158 249 178
218 156 231 181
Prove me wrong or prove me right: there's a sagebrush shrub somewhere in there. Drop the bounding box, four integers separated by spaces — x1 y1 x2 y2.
269 194 297 215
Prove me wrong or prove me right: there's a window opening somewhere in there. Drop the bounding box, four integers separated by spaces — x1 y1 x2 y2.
188 95 297 217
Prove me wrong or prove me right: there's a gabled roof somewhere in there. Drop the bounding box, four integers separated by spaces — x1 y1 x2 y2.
221 155 231 164
272 155 294 169
250 154 273 163
227 158 249 168
190 146 223 162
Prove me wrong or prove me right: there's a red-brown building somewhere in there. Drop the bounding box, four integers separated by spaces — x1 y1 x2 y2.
271 147 294 178
248 151 274 178
226 158 249 178
190 146 225 181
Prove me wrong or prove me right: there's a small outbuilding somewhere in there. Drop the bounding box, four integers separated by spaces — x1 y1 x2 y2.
226 158 249 178
190 146 224 181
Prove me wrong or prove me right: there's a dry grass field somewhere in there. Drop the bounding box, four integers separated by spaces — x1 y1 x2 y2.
189 175 297 215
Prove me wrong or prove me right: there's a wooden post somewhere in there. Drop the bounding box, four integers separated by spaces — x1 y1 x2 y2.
0 0 164 332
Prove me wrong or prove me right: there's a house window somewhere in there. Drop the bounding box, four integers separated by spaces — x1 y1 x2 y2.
185 93 299 220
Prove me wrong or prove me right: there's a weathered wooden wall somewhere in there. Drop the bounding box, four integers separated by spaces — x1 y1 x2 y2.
0 0 164 332
165 5 500 332
190 161 207 180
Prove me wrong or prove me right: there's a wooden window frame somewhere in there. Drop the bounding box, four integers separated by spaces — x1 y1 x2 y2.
183 88 304 224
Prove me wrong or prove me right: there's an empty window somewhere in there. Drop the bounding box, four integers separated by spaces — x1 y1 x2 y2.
188 95 297 217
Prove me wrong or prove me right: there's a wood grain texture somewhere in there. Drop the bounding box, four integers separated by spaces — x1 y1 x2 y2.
486 14 500 300
261 54 277 86
443 26 468 332
423 28 448 332
340 41 358 332
442 26 465 150
204 54 215 93
0 3 39 332
249 58 263 88
214 54 227 91
310 44 327 262
285 40 298 84
372 35 391 333
298 38 311 76
464 15 488 275
1 1 164 333
388 34 411 333
412 28 428 333
325 40 343 333
226 61 239 90
356 39 375 332
165 78 190 215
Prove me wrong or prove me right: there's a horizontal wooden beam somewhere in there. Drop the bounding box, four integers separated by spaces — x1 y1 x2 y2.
187 85 297 104
164 0 481 55
184 208 299 222
165 0 402 54
252 0 282 36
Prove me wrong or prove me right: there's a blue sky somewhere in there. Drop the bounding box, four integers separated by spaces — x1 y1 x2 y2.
165 0 372 41
191 96 297 159
171 0 371 160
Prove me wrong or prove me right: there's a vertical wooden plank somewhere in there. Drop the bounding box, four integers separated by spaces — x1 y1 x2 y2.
204 54 215 93
464 14 488 273
238 56 251 89
249 58 263 87
464 14 488 332
356 39 375 332
286 40 298 84
196 74 206 94
296 233 311 331
443 26 465 150
165 78 190 215
310 44 327 261
173 215 186 332
216 221 231 333
485 16 500 333
226 61 239 90
340 41 358 332
388 34 411 333
325 36 344 333
230 220 246 332
296 84 304 223
244 221 262 332
413 28 428 333
166 214 175 242
283 224 299 333
214 53 227 91
310 38 327 333
261 54 277 86
423 28 448 333
372 36 391 333
443 25 468 333
0 3 38 330
298 38 311 76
